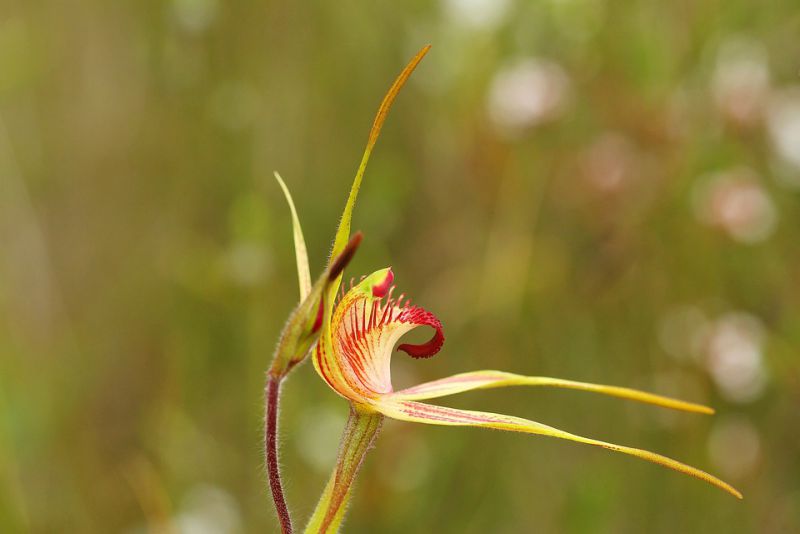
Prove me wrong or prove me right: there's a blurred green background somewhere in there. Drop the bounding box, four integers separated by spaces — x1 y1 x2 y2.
1 0 799 532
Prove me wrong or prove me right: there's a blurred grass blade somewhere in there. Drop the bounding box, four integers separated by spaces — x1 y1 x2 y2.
275 171 312 300
376 400 742 499
389 370 714 414
327 45 431 282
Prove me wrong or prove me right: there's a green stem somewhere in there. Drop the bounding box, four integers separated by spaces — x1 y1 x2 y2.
305 406 383 534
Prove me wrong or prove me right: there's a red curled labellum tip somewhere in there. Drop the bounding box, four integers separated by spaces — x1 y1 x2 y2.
397 308 444 359
372 268 394 297
314 267 446 397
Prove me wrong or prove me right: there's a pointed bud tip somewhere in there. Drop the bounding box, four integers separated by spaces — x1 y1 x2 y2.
329 232 363 280
372 268 394 297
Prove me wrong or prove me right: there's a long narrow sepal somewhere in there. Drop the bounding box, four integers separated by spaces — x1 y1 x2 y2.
327 45 431 301
305 406 384 534
374 400 742 499
274 171 312 300
390 370 714 414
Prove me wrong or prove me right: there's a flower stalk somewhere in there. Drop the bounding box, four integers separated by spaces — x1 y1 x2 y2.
265 375 292 534
305 407 384 534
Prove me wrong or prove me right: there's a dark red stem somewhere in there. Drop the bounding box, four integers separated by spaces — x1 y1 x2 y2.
266 375 292 534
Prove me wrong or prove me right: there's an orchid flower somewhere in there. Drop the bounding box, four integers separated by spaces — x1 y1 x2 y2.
305 267 741 530
269 46 741 534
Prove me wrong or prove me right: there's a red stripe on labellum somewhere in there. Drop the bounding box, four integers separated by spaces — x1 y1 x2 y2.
372 268 394 297
361 298 367 333
315 345 334 388
369 301 378 330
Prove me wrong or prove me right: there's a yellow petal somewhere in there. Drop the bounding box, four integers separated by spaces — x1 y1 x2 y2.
390 370 714 414
374 399 742 499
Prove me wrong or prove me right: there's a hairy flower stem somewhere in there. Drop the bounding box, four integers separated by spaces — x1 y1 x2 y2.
266 374 292 534
305 407 384 533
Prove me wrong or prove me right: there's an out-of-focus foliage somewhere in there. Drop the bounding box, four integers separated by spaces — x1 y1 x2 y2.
1 0 798 532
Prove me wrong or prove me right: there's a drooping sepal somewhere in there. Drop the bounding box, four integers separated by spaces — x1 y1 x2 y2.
373 399 742 499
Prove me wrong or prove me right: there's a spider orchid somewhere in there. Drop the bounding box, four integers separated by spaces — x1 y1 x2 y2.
305 266 740 530
269 46 740 534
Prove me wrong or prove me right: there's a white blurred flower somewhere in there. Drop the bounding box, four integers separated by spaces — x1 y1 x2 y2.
704 312 768 403
711 37 770 126
767 87 800 171
442 0 511 31
487 59 571 137
176 484 242 534
708 415 761 479
692 167 777 244
172 0 219 33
